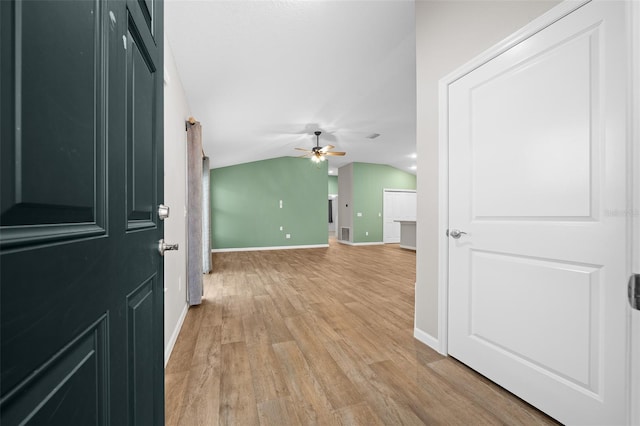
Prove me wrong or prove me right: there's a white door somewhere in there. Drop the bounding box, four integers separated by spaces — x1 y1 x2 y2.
403 192 417 221
383 191 401 243
447 1 630 424
383 190 416 243
329 195 338 234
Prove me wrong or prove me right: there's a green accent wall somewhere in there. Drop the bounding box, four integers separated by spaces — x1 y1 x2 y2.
328 175 338 194
352 163 416 243
210 157 328 249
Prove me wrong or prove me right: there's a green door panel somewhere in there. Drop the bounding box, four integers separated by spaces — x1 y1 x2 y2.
0 0 164 424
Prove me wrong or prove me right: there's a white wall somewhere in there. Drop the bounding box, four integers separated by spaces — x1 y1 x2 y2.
163 38 190 364
415 0 560 340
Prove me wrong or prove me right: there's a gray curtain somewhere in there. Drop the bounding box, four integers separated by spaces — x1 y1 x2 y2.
186 120 203 306
202 156 212 273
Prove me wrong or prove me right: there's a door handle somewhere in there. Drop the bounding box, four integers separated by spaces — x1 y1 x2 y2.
158 239 179 256
446 229 467 239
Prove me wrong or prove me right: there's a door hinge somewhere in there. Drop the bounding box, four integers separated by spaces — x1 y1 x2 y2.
630 274 640 310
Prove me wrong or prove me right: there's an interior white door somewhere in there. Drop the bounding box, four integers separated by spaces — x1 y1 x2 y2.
383 191 401 243
403 192 417 221
383 190 416 243
447 1 630 424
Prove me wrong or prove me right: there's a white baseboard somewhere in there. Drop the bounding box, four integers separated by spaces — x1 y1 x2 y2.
414 327 445 355
212 243 329 253
164 303 189 367
399 244 416 250
337 240 384 246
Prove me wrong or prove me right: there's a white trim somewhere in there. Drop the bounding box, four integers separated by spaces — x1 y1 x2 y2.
629 0 640 423
212 243 329 253
163 65 170 85
438 0 590 86
413 328 444 355
437 76 450 356
337 240 383 247
632 0 640 283
164 302 189 367
399 244 416 251
437 0 591 361
382 188 417 194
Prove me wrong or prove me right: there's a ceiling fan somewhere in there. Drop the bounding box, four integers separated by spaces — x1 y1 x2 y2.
295 131 346 163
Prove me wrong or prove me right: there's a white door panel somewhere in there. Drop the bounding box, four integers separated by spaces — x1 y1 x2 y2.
469 251 598 388
400 192 417 220
447 1 629 424
406 192 417 221
383 191 398 242
471 32 593 219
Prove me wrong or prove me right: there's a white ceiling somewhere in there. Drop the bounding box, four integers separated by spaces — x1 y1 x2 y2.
165 0 417 175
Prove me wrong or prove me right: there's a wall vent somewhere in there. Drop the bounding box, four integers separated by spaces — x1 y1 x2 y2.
340 227 351 242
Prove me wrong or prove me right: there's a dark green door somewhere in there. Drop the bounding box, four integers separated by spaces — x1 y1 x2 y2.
0 0 164 424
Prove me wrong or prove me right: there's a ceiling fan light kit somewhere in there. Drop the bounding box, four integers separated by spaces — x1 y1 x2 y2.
311 152 326 163
295 130 346 163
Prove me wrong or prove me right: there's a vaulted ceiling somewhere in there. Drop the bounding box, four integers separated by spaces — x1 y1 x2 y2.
165 0 416 174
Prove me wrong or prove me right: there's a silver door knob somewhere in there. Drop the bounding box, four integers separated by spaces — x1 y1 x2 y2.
158 239 179 256
630 274 640 310
447 229 467 239
158 204 170 220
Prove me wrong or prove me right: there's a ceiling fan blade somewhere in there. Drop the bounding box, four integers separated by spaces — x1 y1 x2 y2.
295 147 312 152
319 145 335 153
325 152 346 156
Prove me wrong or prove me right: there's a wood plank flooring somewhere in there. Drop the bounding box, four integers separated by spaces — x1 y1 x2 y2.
165 240 558 425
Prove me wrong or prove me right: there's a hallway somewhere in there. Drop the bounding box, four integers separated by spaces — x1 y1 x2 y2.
165 241 557 425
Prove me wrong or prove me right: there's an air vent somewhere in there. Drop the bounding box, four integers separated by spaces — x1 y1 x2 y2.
365 133 381 139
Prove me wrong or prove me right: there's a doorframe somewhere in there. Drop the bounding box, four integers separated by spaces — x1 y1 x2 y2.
630 0 640 423
437 0 639 421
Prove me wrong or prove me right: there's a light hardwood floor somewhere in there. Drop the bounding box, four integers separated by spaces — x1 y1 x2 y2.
165 239 558 425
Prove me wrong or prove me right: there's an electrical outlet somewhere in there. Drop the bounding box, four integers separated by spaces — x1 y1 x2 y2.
279 200 283 208
378 212 382 217
280 226 283 231
285 234 291 239
365 231 369 236
357 212 362 217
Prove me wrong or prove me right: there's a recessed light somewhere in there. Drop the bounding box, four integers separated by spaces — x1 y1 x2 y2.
410 165 417 170
365 133 381 139
410 153 417 159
